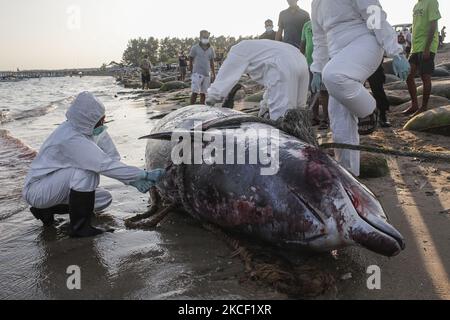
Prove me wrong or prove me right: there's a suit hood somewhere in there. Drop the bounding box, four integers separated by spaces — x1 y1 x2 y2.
66 91 105 136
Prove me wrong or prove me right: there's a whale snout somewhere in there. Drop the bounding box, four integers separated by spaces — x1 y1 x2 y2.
349 215 405 257
350 225 405 257
343 181 405 257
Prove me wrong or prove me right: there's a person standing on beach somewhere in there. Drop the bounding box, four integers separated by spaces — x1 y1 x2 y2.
189 30 216 105
179 52 188 81
140 55 152 90
300 20 329 129
404 27 412 57
439 26 446 47
260 19 277 40
276 0 310 49
404 0 441 116
310 0 408 177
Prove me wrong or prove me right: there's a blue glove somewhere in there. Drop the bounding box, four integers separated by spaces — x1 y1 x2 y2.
130 169 166 193
144 169 166 184
392 55 410 81
311 73 322 93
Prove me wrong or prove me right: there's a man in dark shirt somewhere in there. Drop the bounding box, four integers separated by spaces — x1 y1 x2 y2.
140 55 152 90
179 52 188 81
260 19 277 40
276 0 310 49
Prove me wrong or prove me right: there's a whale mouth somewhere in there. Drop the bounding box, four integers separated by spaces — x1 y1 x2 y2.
356 209 405 250
346 189 406 257
352 212 406 257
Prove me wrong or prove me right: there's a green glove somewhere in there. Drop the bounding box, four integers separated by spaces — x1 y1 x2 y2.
311 73 322 93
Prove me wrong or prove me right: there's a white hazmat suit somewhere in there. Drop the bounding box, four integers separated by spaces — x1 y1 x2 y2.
23 92 144 212
311 0 403 176
207 40 309 121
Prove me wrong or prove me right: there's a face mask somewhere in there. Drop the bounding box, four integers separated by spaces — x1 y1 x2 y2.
201 38 209 45
266 26 273 32
93 125 107 137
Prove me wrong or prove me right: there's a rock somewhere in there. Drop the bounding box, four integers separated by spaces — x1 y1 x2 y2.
436 62 450 71
160 81 189 92
384 81 409 91
148 80 163 89
403 105 450 136
417 80 450 99
394 95 450 112
123 81 141 89
122 79 162 90
161 76 178 83
234 90 246 101
386 90 411 105
244 91 265 103
432 68 450 77
360 153 390 179
385 74 401 84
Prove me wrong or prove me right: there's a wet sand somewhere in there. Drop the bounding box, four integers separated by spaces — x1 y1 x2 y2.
1 64 449 299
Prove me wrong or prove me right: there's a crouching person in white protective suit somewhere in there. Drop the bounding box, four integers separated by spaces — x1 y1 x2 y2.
206 39 309 121
22 92 165 238
310 0 410 176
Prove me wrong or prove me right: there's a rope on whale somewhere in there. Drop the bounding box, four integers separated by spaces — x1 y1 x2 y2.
319 143 450 162
201 222 336 297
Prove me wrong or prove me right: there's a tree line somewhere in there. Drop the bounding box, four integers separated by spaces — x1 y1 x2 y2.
122 35 256 67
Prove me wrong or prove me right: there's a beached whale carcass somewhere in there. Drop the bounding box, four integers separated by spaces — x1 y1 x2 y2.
143 105 405 257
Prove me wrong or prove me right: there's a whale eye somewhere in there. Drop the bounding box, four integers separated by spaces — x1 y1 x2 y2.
254 193 267 207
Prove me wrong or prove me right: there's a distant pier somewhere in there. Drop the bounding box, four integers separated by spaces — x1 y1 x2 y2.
0 68 116 81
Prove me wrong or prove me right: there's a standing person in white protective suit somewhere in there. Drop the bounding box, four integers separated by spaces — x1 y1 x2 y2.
22 92 165 238
206 39 309 121
310 0 410 176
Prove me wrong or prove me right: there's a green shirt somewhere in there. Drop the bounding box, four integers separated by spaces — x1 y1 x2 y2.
301 21 313 66
411 0 441 54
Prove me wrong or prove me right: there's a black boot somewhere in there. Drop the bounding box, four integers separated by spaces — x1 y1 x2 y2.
379 111 392 128
69 190 104 238
30 205 69 227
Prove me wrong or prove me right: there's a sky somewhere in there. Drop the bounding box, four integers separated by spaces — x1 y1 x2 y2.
0 0 449 70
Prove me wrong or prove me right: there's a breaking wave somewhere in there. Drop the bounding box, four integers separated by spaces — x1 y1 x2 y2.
0 96 74 123
0 130 37 220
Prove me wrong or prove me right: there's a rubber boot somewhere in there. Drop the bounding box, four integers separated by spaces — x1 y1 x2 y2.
69 190 104 238
30 205 70 227
379 110 392 128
